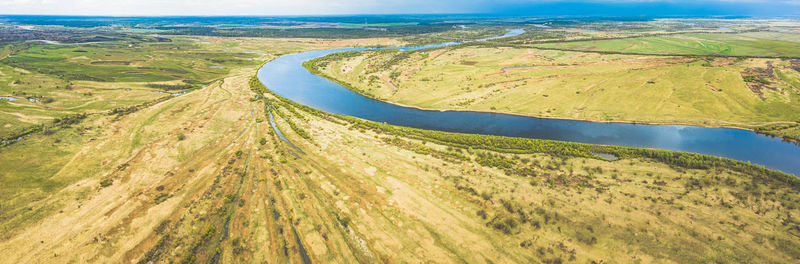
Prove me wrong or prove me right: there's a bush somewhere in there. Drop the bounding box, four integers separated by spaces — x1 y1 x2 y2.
154 193 169 204
42 128 55 135
248 75 800 189
225 194 236 203
477 209 487 219
99 178 113 187
490 215 518 234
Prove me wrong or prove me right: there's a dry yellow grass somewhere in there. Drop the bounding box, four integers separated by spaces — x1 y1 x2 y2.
313 46 800 133
0 63 797 263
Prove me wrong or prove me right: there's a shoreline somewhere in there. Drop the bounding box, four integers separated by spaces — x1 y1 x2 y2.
263 49 800 176
308 62 796 138
380 99 779 132
253 70 800 177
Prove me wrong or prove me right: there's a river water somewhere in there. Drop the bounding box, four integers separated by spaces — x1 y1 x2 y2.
257 29 800 176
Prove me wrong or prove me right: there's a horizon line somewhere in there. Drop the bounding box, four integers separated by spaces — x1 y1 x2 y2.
0 13 788 19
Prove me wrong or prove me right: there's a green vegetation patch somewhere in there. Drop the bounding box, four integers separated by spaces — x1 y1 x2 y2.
308 45 800 143
532 32 800 57
2 42 258 82
250 75 798 185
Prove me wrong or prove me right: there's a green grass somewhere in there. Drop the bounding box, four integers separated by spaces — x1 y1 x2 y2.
338 22 419 28
0 34 397 136
0 38 265 135
248 77 800 263
2 41 258 82
0 119 102 236
1 60 798 262
1 19 799 263
310 46 800 139
532 32 800 57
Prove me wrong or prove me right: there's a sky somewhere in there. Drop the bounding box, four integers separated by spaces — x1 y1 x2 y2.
0 0 799 16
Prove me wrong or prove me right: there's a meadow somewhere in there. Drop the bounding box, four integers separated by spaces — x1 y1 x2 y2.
1 66 797 263
0 35 403 136
531 32 800 57
0 18 799 263
309 42 800 141
0 38 256 135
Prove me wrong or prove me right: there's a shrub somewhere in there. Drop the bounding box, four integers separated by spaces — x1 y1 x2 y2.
225 194 236 203
99 179 113 187
154 193 169 204
272 208 281 220
42 127 55 135
477 209 487 219
490 216 518 234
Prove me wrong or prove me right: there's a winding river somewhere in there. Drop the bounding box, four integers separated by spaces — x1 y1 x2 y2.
257 29 800 176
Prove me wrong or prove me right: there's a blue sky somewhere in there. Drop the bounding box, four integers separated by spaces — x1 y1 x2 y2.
0 0 798 16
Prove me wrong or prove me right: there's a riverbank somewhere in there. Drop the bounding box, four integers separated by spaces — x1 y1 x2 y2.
254 73 799 178
261 43 800 176
307 66 799 141
3 66 799 263
306 45 800 144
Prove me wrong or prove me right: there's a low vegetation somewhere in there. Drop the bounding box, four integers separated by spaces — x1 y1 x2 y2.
308 42 800 142
532 32 800 58
0 17 799 264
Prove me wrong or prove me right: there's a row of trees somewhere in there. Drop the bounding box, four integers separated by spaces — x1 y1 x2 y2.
1 112 87 146
267 103 311 140
156 25 454 39
248 75 798 187
144 83 198 91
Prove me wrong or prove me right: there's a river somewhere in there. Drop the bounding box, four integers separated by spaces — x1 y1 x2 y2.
257 29 800 176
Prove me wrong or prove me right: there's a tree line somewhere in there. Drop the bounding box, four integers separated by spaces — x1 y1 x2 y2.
248 75 799 187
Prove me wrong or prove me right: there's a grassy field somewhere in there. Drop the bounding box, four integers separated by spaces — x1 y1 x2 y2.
0 65 797 263
0 38 258 135
0 36 403 135
532 32 800 57
309 45 800 141
0 20 799 263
